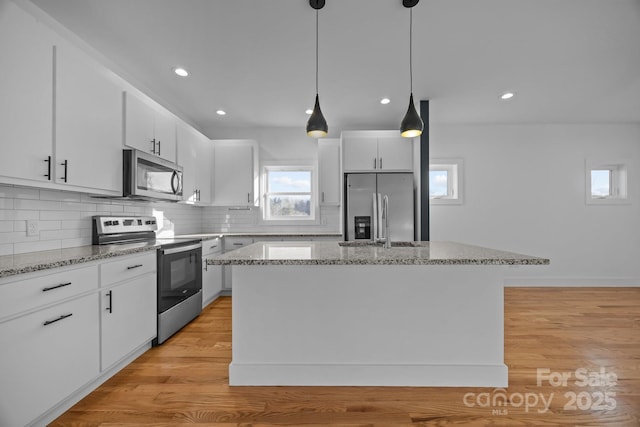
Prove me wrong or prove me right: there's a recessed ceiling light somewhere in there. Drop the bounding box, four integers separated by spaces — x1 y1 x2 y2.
216 110 226 116
173 67 189 77
500 92 515 100
305 109 313 115
380 98 391 105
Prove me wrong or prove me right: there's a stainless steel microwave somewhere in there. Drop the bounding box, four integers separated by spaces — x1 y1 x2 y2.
123 149 183 201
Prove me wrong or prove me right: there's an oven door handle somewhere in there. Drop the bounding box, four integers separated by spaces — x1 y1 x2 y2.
161 243 202 255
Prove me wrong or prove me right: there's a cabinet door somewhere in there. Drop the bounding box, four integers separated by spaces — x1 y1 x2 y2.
213 143 254 206
123 92 155 155
55 40 122 194
177 122 198 203
196 135 212 204
202 260 222 307
0 293 99 427
377 136 413 172
0 1 53 183
342 137 378 172
101 274 156 371
153 107 176 162
318 140 341 205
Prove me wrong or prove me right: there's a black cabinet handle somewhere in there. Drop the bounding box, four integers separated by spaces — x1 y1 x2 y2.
150 138 156 154
374 158 377 169
210 245 218 249
106 290 113 313
127 264 143 270
60 160 68 182
157 140 161 156
322 191 325 203
380 157 383 169
43 313 72 326
247 193 250 203
233 243 243 246
42 282 72 292
44 156 51 180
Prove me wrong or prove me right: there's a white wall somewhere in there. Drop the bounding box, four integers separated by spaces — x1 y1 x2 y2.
204 127 341 233
430 123 640 286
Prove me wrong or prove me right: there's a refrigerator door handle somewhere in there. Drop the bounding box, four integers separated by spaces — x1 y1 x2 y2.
372 193 378 241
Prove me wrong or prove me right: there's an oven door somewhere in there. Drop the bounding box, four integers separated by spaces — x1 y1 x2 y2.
157 243 202 313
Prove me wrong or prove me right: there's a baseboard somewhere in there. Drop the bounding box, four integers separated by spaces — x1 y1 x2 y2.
29 341 152 427
505 276 640 287
229 362 508 388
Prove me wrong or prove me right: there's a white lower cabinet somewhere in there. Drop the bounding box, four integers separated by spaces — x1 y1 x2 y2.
222 237 253 290
202 238 223 306
0 293 100 427
100 274 157 371
0 251 158 426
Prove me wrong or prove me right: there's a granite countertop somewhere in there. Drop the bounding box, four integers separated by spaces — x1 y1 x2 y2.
208 241 550 266
175 232 342 239
0 242 159 279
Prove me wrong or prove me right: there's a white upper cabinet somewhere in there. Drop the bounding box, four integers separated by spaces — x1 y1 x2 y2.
212 140 258 206
177 121 211 204
376 136 413 171
342 137 377 172
318 138 341 205
342 131 414 172
55 39 123 194
0 1 54 183
123 91 176 163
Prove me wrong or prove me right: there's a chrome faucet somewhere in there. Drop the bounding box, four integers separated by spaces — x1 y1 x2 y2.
382 195 391 248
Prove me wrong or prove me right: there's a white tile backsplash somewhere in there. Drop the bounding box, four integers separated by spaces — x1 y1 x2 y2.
0 184 203 255
0 183 341 255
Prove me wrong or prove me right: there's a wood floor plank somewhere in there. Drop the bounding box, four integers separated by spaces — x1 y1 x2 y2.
48 289 640 426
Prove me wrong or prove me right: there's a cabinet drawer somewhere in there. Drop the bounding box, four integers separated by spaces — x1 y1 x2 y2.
100 252 156 287
202 237 222 256
0 293 100 427
224 237 253 252
0 264 98 320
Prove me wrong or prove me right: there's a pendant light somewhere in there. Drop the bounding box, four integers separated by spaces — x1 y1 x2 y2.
400 0 423 138
306 0 328 138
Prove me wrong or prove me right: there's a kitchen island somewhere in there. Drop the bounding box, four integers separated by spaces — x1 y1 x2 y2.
209 241 548 387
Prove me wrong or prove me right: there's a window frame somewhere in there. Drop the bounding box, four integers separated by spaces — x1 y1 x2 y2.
260 161 319 224
429 158 463 205
585 159 629 205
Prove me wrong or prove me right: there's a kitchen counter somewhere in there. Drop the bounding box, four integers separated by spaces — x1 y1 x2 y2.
208 240 549 266
225 241 549 387
0 242 159 279
175 232 342 239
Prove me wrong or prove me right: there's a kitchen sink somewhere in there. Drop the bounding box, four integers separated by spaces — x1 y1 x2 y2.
338 241 427 247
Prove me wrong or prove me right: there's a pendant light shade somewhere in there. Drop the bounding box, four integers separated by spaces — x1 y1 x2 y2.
307 0 328 138
400 2 423 138
307 94 328 138
401 93 423 138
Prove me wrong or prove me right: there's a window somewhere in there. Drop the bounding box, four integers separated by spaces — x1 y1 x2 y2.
429 159 463 204
586 160 628 205
262 164 316 221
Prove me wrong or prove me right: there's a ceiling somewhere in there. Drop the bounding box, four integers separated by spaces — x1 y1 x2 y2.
30 0 640 138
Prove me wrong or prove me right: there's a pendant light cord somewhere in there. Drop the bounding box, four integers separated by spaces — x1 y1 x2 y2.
315 9 319 95
409 7 413 94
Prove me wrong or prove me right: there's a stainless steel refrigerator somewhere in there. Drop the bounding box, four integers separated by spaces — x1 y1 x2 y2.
345 173 415 242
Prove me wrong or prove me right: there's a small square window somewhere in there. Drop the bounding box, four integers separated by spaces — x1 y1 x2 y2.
262 164 317 221
586 160 629 205
429 159 463 205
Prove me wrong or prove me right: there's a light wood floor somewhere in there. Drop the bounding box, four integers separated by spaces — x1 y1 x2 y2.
51 288 640 426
